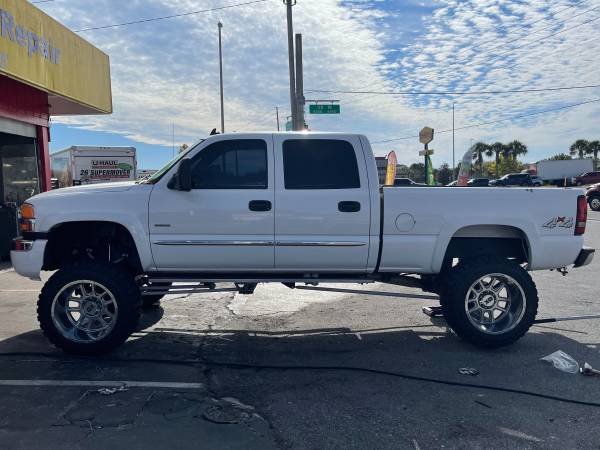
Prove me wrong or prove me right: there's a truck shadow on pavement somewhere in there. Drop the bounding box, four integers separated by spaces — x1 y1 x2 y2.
1 298 600 449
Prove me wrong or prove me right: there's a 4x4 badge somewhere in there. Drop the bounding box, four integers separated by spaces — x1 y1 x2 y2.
543 216 574 229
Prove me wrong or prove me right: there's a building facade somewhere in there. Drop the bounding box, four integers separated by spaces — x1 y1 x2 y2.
0 0 112 256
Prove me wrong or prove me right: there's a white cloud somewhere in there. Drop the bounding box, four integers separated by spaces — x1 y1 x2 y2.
37 0 600 166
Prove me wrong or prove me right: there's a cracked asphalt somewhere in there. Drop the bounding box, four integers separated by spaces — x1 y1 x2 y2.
0 210 600 449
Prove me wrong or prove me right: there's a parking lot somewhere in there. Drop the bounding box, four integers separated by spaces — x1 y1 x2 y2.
0 210 599 449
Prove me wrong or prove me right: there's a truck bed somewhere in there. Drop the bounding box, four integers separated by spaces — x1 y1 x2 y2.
379 186 584 273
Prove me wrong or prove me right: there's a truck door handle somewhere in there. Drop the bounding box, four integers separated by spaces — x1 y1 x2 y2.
338 201 361 213
249 200 272 212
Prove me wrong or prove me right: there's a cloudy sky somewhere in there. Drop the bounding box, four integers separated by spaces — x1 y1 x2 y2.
36 0 600 169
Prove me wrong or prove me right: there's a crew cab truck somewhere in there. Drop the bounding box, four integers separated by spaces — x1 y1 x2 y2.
11 133 595 354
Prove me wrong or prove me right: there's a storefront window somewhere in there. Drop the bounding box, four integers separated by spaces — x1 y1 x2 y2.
0 132 40 207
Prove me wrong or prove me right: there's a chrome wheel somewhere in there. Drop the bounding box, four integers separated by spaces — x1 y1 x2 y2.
51 280 118 343
464 273 526 335
591 198 600 211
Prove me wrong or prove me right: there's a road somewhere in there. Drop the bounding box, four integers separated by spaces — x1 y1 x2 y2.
0 211 599 449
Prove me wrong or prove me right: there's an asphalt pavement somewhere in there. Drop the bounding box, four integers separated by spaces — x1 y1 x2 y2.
1 210 600 449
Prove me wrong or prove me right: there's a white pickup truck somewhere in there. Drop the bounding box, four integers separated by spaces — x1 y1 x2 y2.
11 133 594 354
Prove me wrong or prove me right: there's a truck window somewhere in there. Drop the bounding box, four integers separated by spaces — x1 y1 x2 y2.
190 139 267 189
282 139 360 189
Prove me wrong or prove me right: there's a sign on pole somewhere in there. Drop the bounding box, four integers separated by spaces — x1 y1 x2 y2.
419 127 434 145
419 149 434 156
285 121 293 131
425 154 435 186
309 104 341 114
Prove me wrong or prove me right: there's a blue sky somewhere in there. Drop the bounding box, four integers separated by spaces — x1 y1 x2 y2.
37 0 600 169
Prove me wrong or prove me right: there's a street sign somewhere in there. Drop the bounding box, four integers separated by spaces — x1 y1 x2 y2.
285 121 292 131
419 149 434 156
419 127 434 144
309 104 340 114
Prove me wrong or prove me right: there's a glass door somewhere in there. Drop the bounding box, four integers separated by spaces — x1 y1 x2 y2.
0 132 41 207
0 132 40 258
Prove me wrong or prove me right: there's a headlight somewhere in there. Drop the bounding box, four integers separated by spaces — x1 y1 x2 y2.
19 203 35 233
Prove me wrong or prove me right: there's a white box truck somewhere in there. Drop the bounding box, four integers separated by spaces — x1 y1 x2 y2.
51 146 137 188
533 159 594 185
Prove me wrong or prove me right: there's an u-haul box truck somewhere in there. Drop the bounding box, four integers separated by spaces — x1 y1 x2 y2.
51 146 137 188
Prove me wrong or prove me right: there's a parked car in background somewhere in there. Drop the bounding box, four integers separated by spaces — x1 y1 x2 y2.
446 180 458 187
489 173 534 187
393 178 427 187
573 171 600 186
467 178 490 187
531 176 544 187
587 183 600 211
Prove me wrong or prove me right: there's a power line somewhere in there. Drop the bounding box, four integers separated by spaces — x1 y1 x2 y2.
342 13 600 107
399 4 599 84
74 0 270 32
307 83 600 97
416 0 591 66
337 1 592 104
339 33 600 119
371 97 600 144
336 2 597 105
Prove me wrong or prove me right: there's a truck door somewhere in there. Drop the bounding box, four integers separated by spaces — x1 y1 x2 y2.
148 137 275 271
273 135 371 272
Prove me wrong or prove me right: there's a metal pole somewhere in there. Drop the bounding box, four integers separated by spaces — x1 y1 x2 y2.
424 143 428 184
284 0 297 130
172 123 175 159
294 33 304 131
452 102 455 179
276 106 280 131
218 22 225 134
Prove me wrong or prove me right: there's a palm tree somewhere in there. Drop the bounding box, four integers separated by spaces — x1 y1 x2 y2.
485 142 504 178
501 143 512 162
588 140 600 169
471 142 489 174
507 140 528 160
569 139 590 159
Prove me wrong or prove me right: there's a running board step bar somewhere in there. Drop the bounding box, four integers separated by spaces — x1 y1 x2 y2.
141 276 376 296
140 274 424 296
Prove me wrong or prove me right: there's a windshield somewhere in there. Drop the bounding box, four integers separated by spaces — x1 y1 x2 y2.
139 141 201 184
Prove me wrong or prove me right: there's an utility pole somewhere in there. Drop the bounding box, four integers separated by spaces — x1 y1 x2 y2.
275 106 280 131
452 102 455 179
294 33 304 130
218 22 225 134
172 123 175 159
284 0 297 130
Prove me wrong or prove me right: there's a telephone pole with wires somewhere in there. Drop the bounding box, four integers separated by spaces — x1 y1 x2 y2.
284 0 298 130
218 21 225 133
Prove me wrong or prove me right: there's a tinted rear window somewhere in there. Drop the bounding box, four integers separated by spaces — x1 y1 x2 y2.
282 139 360 189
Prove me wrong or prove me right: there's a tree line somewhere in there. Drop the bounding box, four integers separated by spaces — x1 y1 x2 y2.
470 140 528 178
468 138 599 179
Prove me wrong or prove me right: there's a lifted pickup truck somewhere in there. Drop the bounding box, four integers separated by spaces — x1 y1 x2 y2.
11 133 595 354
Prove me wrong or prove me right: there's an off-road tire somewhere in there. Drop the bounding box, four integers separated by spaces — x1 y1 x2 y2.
441 256 538 347
38 261 141 355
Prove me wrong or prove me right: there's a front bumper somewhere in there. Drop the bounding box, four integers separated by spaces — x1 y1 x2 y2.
573 247 595 268
10 239 47 280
